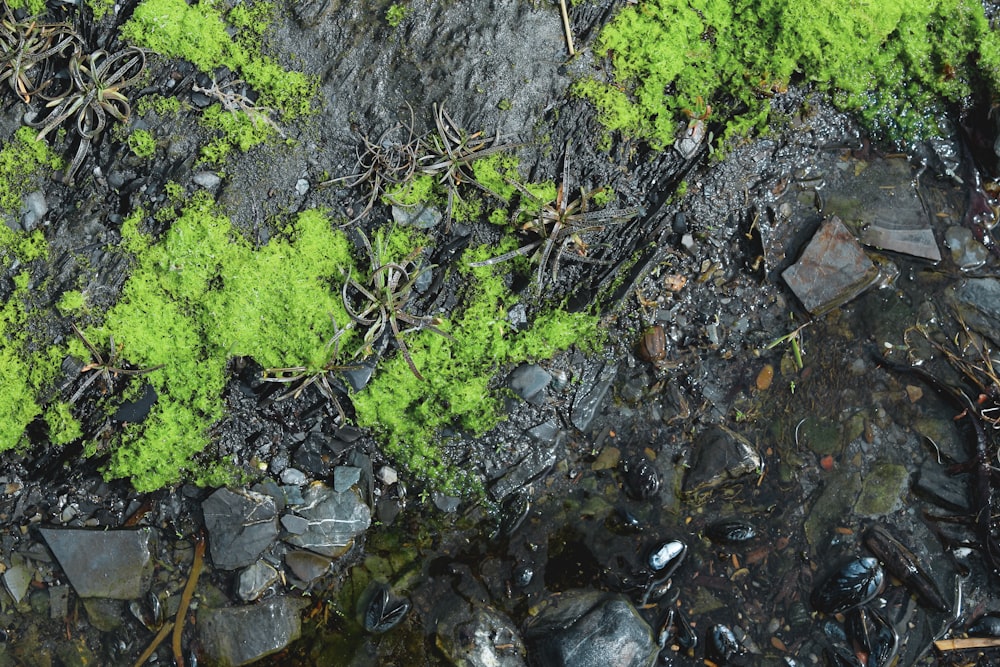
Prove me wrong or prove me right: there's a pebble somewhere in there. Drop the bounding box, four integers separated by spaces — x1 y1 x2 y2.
193 171 222 189
280 467 307 486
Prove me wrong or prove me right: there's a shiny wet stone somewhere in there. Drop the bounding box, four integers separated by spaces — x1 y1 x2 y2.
198 596 308 667
283 482 370 557
203 488 279 570
40 527 153 599
524 590 657 667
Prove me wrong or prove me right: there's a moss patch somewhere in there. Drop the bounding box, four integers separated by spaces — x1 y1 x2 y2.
577 0 1000 147
0 127 64 214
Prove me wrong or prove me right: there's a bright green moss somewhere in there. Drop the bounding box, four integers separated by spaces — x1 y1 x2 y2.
121 0 316 120
93 197 356 490
44 402 83 446
56 290 86 315
4 0 46 15
127 129 157 159
198 105 276 164
85 0 115 20
386 3 409 28
577 0 1000 146
0 127 64 213
352 242 602 494
136 94 183 117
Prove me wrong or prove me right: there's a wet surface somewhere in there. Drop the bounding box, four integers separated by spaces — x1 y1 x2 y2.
2 1 1000 666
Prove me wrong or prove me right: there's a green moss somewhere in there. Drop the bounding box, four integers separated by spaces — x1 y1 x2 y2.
85 0 116 20
4 0 46 15
385 2 410 27
0 127 64 213
198 105 276 164
136 94 183 117
227 1 274 36
57 290 87 315
127 129 157 159
384 173 437 208
44 402 83 446
352 242 602 494
577 0 1000 146
122 0 316 120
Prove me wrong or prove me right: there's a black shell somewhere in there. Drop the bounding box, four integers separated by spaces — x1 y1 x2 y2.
363 582 411 633
623 454 660 500
705 624 742 665
845 607 898 667
863 524 950 613
811 557 884 614
706 519 757 544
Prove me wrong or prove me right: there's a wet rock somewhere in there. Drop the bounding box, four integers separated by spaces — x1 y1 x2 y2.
284 549 331 584
572 363 617 432
805 470 862 546
280 467 307 486
952 276 1000 336
683 426 762 497
392 203 442 228
508 363 552 405
3 562 31 604
944 226 988 269
39 527 153 599
282 482 370 557
333 465 362 492
781 216 880 314
523 590 657 667
198 596 307 667
914 458 970 512
20 191 47 231
237 561 280 602
203 488 279 570
435 595 526 667
853 462 909 517
487 440 557 503
82 599 125 632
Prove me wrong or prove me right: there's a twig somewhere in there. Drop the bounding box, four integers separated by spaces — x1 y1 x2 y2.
558 0 575 56
172 535 206 667
933 637 1000 651
132 621 175 667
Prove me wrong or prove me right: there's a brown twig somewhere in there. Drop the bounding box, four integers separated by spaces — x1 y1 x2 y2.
132 621 175 667
172 535 206 667
558 0 575 56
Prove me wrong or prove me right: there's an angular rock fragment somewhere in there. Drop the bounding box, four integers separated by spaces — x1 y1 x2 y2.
683 426 762 497
198 596 307 667
203 488 279 570
782 216 879 314
40 527 153 599
283 482 370 557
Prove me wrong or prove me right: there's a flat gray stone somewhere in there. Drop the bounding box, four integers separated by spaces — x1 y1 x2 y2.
203 488 279 570
40 528 153 599
283 483 370 557
782 216 879 314
198 597 307 667
237 561 279 602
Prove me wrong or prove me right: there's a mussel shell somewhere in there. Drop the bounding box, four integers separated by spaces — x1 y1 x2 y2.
863 524 950 613
811 557 883 614
706 519 757 544
705 623 741 664
647 539 687 574
493 490 530 540
968 612 1000 637
623 454 660 500
824 643 863 667
673 607 698 650
362 582 411 633
845 607 897 667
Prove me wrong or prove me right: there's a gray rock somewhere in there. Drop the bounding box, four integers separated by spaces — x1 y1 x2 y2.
572 363 617 432
193 171 222 189
915 459 970 512
40 527 153 599
508 364 552 405
280 513 309 535
283 483 370 557
782 216 880 314
436 595 526 667
333 465 362 492
683 425 762 497
3 563 31 603
284 549 331 583
198 597 307 667
523 590 657 667
280 467 307 486
392 203 441 228
945 226 988 270
203 488 279 570
237 561 279 602
20 191 47 231
295 178 310 196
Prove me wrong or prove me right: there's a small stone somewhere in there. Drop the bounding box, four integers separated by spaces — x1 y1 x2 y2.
945 226 989 270
198 597 307 666
20 191 47 231
377 466 398 486
295 178 310 196
392 203 441 228
3 564 31 603
333 466 362 492
280 468 307 486
283 483 370 557
591 447 620 471
508 364 552 405
237 561 279 602
203 489 279 570
905 384 923 403
854 462 910 517
284 549 331 583
193 171 222 189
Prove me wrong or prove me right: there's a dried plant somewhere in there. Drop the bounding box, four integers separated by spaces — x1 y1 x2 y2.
260 322 358 420
416 102 518 223
192 77 284 137
68 323 163 404
341 229 451 380
323 103 421 224
470 142 637 293
28 46 146 182
0 12 77 102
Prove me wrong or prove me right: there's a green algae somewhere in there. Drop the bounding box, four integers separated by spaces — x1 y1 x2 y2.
577 0 1000 147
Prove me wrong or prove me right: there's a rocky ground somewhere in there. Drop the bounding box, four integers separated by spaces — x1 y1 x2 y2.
3 0 1000 666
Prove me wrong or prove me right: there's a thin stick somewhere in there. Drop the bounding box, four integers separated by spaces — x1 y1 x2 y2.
132 621 175 667
172 535 206 667
934 637 1000 651
559 0 575 56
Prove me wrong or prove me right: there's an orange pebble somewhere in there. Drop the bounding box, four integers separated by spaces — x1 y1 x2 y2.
820 454 835 471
